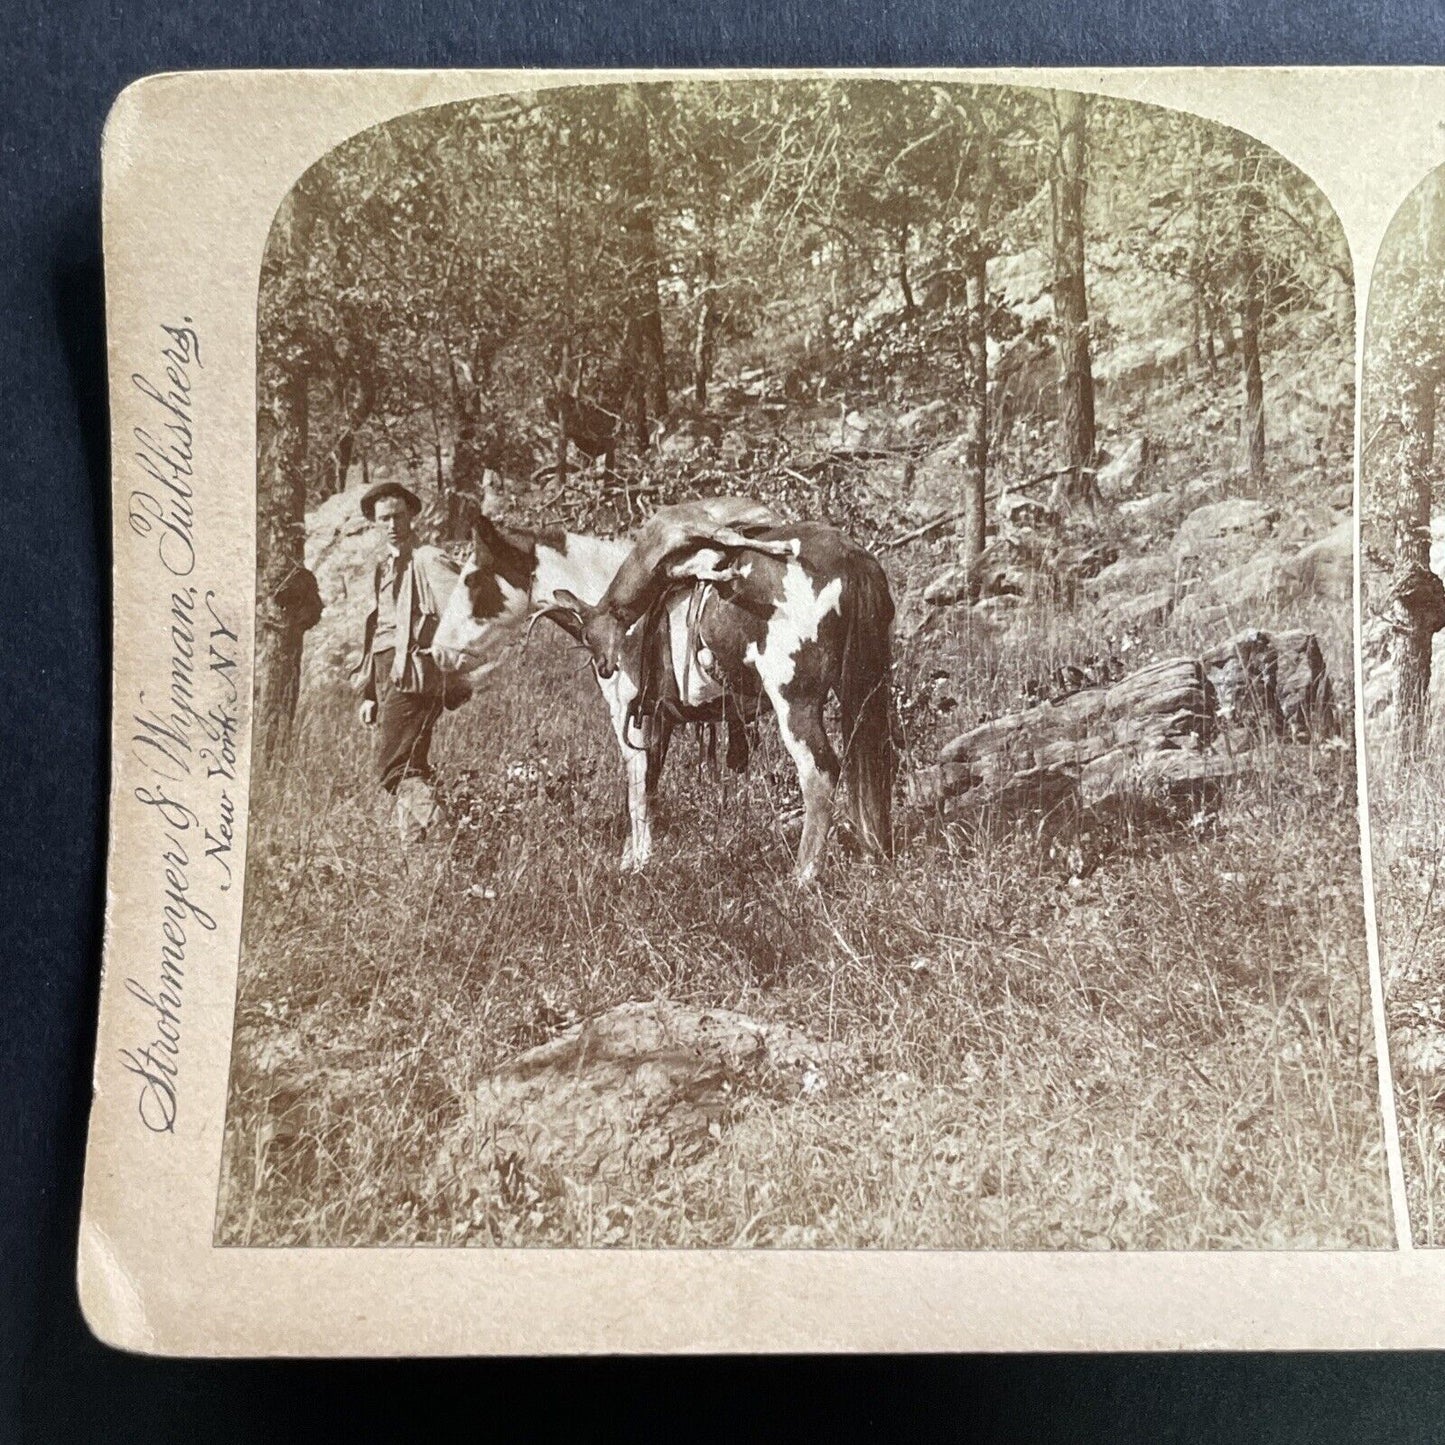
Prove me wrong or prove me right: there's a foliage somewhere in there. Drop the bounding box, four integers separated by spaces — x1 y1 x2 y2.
258 80 1349 518
1362 174 1445 583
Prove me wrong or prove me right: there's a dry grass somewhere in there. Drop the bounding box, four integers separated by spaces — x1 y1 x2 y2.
1366 724 1445 1245
215 559 1390 1249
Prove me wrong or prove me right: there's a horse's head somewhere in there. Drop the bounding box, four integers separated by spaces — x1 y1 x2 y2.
430 515 541 674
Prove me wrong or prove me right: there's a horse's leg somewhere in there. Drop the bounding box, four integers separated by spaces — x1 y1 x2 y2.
723 693 752 773
761 682 839 885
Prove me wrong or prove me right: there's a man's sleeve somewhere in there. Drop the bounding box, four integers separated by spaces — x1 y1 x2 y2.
354 561 382 699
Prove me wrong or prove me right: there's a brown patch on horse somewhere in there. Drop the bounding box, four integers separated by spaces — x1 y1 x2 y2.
465 515 555 620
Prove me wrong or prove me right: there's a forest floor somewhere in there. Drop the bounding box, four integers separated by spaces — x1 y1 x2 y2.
216 344 1391 1250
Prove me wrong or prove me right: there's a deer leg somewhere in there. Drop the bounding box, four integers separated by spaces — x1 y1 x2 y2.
723 694 752 773
602 674 653 871
646 712 673 799
620 750 652 871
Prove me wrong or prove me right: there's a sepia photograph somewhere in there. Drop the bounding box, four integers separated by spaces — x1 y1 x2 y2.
211 76 1387 1251
1362 164 1445 1247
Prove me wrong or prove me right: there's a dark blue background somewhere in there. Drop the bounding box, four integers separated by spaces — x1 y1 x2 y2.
5 0 1445 1438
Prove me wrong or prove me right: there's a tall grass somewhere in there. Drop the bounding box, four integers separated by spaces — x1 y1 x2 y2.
215 576 1390 1249
1366 722 1445 1245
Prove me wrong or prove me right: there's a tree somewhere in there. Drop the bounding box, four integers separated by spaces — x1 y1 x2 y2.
613 84 670 448
1048 90 1098 510
1366 170 1445 752
935 88 1044 598
254 172 327 758
1231 131 1268 487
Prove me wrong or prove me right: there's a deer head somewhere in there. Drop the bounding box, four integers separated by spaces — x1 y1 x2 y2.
548 588 630 679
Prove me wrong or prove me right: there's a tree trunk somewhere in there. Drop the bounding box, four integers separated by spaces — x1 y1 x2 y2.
1189 138 1218 379
1391 374 1444 752
958 245 989 601
255 180 321 761
897 226 917 317
692 248 717 407
331 431 353 498
329 368 375 502
616 85 668 449
1239 288 1266 484
1049 91 1098 508
1234 137 1267 486
1386 171 1445 752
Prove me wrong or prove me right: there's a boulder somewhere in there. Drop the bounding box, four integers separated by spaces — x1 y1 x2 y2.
460 1001 861 1186
1183 477 1225 505
1117 491 1174 522
1089 552 1178 599
940 656 1216 773
925 627 1341 837
1107 586 1178 627
1173 498 1280 555
1195 552 1287 608
896 399 949 435
1096 436 1155 495
1286 518 1352 600
1065 541 1121 581
1200 628 1338 739
973 593 1026 621
923 537 1040 606
933 657 1232 831
1187 519 1352 608
997 493 1061 530
1274 503 1338 549
923 565 972 606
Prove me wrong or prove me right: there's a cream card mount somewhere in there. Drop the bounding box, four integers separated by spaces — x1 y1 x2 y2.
83 68 1445 1354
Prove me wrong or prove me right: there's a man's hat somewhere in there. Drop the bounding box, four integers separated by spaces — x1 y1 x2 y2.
360 480 423 520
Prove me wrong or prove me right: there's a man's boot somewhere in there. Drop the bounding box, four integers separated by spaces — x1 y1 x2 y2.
394 776 441 843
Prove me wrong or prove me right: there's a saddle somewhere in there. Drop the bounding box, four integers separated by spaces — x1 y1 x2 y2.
607 499 791 748
624 579 722 747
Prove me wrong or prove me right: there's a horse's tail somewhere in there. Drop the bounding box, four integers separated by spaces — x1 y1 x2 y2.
836 547 897 858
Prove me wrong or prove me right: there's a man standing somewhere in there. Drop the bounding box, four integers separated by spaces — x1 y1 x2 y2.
353 480 467 841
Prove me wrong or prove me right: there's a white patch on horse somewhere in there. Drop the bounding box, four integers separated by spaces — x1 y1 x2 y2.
744 563 843 693
535 533 626 609
746 563 844 883
597 666 652 867
430 567 532 672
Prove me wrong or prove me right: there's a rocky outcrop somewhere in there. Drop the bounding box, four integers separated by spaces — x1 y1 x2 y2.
1201 628 1339 739
452 1001 862 1186
1173 497 1281 555
912 628 1340 830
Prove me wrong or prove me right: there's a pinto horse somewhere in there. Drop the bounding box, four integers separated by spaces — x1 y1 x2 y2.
430 513 897 883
